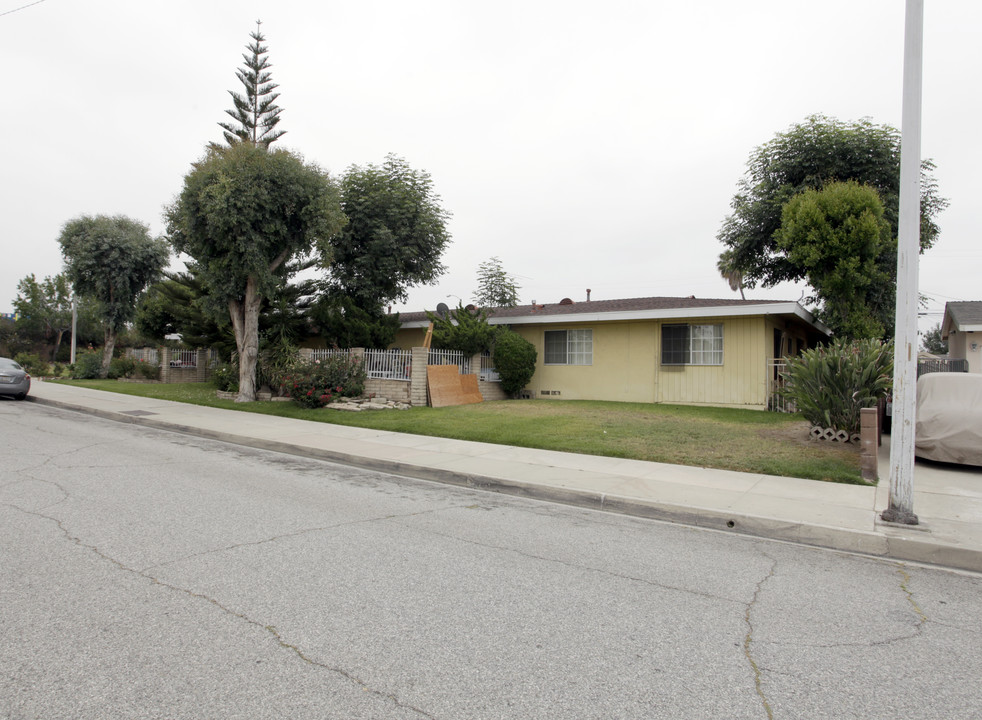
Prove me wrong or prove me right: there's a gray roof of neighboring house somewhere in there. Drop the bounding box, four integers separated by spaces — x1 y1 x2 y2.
943 301 982 335
397 295 830 335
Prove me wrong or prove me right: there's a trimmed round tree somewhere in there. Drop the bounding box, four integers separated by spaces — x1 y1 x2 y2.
58 215 169 377
493 330 537 397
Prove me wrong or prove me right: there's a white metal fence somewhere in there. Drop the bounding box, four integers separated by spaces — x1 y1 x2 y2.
169 349 198 368
364 348 412 381
766 360 796 413
308 348 351 363
479 351 500 382
427 348 470 374
126 347 159 365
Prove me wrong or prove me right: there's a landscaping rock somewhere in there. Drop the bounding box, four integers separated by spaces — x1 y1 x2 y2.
325 396 411 411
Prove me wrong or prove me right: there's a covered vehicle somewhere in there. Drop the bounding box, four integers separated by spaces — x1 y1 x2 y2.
0 357 31 400
915 373 982 466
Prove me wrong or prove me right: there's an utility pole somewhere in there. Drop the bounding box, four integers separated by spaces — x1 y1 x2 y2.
70 292 77 365
883 0 923 525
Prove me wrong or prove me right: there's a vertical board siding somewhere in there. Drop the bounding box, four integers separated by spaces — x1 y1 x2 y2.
655 317 766 407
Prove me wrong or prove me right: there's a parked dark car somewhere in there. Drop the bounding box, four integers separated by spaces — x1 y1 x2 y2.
0 357 31 400
915 373 982 466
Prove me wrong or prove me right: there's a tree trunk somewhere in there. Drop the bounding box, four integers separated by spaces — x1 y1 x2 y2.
51 328 65 362
230 276 262 402
101 327 116 378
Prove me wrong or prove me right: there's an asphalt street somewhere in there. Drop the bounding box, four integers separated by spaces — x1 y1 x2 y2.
2 399 981 719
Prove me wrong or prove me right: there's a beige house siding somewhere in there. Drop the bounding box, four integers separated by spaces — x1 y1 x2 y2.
391 306 824 409
510 316 773 409
513 321 658 402
948 331 982 373
656 317 766 408
392 326 428 350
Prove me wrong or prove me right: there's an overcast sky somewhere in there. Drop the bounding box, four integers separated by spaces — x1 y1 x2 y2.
3 0 979 337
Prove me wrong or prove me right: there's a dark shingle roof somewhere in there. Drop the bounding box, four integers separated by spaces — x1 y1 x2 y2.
946 301 982 328
398 296 792 323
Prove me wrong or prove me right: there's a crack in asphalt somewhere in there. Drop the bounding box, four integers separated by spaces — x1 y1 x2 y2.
5 503 438 720
743 553 776 720
896 565 928 626
389 520 748 606
139 504 471 574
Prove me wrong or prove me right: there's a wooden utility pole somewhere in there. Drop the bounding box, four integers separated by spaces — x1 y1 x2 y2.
883 0 923 525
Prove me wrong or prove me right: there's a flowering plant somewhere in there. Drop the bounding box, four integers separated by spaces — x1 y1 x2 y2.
282 355 367 409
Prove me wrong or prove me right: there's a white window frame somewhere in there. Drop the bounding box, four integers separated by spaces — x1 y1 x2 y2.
661 323 723 366
544 329 593 365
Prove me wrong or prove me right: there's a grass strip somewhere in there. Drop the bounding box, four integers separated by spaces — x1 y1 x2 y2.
54 380 864 484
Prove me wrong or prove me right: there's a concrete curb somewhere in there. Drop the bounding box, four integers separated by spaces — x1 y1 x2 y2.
27 393 982 574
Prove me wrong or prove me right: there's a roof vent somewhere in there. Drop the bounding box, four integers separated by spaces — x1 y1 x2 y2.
559 298 573 305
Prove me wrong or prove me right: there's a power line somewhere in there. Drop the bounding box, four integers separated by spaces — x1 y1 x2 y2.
0 0 46 18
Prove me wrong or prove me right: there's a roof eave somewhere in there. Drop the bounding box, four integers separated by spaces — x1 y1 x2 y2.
400 302 831 335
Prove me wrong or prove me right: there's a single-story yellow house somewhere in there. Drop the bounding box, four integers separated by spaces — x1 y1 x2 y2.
941 301 982 374
394 295 830 410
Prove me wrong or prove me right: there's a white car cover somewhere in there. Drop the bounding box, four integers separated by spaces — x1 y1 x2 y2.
915 373 982 466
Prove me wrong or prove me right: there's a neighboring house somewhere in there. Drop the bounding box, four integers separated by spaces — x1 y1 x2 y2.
395 296 830 410
941 301 982 374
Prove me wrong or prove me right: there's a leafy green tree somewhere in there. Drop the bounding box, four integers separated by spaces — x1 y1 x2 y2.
473 256 520 308
493 329 537 396
921 322 948 355
427 303 499 355
165 142 345 401
775 181 893 339
218 21 285 148
718 114 946 289
328 154 451 309
58 215 170 376
13 273 74 360
309 295 401 349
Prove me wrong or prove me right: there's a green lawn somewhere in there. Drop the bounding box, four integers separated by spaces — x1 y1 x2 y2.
57 380 864 485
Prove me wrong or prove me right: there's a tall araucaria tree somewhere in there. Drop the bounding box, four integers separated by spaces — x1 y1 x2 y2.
165 142 345 401
58 215 170 375
218 20 286 148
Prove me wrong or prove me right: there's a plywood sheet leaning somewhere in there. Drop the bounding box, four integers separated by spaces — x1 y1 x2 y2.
427 364 484 408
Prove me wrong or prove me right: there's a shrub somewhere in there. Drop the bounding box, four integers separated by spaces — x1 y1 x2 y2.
13 352 49 376
493 330 537 396
71 351 104 379
134 359 160 380
212 363 239 393
780 338 893 434
258 338 303 394
282 355 367 409
107 356 137 379
427 304 499 355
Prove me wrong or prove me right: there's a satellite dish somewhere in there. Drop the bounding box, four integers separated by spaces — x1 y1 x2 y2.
436 302 450 318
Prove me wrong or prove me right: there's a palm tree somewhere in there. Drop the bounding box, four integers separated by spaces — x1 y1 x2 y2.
717 250 745 300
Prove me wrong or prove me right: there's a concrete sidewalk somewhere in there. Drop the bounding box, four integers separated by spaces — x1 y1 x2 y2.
24 381 982 573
